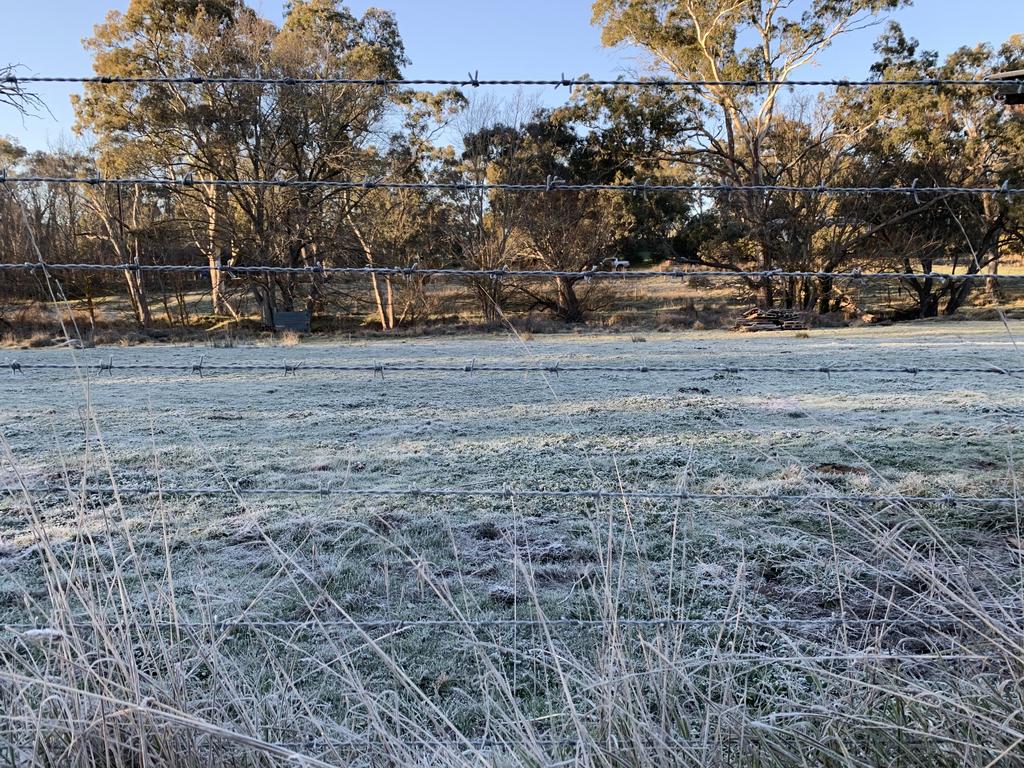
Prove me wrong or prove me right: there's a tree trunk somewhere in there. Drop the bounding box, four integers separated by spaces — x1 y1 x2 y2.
207 184 230 315
942 280 974 316
209 251 226 316
475 278 502 326
555 276 585 323
757 262 775 308
84 277 97 327
252 281 275 328
817 276 834 314
919 285 941 318
987 256 1002 303
756 277 774 309
348 215 394 331
129 234 152 328
365 274 391 331
385 276 396 329
85 185 151 328
122 268 151 328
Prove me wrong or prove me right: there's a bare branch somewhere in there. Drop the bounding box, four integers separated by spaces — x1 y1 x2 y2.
0 65 45 118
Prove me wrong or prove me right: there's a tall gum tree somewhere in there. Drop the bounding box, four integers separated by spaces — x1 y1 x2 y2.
342 88 465 330
442 95 540 326
74 0 409 324
74 0 258 317
836 28 1024 317
592 0 908 306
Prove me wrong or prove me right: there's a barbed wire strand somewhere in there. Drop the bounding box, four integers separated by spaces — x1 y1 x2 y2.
0 622 1005 664
1 261 1023 284
6 362 1024 382
266 735 701 754
268 731 978 754
5 359 1024 378
2 484 1017 507
6 74 1024 89
0 614 1001 632
0 175 1021 196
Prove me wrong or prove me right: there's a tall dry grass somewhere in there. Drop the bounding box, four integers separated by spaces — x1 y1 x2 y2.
2 452 1022 767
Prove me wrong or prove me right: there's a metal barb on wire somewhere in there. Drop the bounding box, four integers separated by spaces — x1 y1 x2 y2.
545 175 564 191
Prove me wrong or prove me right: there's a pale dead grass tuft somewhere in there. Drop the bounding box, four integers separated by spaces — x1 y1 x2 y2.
275 330 302 347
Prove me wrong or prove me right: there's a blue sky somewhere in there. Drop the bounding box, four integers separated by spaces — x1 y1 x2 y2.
0 0 1018 151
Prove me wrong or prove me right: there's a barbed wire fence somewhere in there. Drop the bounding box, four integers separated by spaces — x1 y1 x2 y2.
6 72 1024 88
2 69 1023 759
1 174 1022 196
2 262 1024 280
6 358 1024 377
2 483 1019 507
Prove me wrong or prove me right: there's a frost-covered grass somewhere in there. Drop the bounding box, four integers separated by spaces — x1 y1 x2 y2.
1 323 1023 766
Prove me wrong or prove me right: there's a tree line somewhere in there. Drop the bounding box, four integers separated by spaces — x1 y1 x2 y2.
1 0 1022 334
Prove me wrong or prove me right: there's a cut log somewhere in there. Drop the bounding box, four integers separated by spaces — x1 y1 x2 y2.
734 307 809 332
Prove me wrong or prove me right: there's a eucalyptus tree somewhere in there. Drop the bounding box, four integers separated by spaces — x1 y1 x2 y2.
837 28 1024 317
341 89 465 330
441 94 542 326
73 1 245 316
592 0 909 306
509 117 618 323
0 138 31 330
74 0 410 324
554 83 697 265
442 86 693 325
0 137 29 262
453 109 646 322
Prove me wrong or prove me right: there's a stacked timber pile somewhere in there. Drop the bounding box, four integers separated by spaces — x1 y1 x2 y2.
735 307 809 332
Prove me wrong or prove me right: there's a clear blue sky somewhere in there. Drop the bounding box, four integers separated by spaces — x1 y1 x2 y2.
0 0 1019 151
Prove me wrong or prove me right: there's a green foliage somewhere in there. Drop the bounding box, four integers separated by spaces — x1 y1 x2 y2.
592 0 909 81
0 136 27 167
70 0 424 323
834 26 1024 315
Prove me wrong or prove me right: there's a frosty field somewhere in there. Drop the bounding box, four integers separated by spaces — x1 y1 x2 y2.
1 323 1023 766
